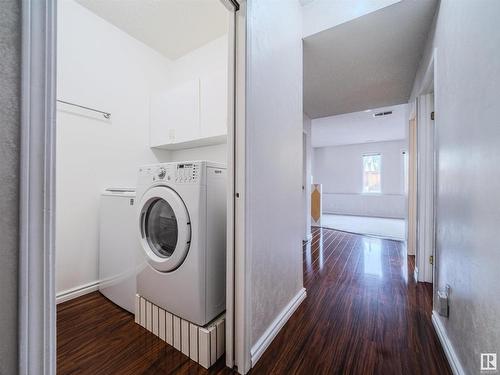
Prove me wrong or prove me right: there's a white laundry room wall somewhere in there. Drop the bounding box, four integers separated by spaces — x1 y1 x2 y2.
56 0 173 297
162 34 228 90
168 144 227 164
56 0 229 299
313 140 407 219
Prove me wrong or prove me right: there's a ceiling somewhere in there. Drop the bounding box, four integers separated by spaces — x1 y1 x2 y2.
311 104 407 148
303 0 438 119
301 0 399 38
76 0 228 60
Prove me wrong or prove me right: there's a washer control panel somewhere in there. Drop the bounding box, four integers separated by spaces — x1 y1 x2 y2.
139 162 201 184
157 167 166 179
174 163 199 183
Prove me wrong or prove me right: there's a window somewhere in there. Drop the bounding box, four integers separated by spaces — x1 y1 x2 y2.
363 154 381 193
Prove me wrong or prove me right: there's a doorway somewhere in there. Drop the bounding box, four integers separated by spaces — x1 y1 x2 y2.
409 50 436 285
19 0 241 373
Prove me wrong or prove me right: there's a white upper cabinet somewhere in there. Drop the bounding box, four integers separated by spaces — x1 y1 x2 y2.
150 79 200 148
200 69 227 138
150 69 228 150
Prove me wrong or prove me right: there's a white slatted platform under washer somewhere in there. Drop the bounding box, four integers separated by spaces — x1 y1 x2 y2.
134 294 225 369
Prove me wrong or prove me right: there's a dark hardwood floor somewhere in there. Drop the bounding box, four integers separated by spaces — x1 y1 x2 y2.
252 227 450 375
57 291 232 374
58 227 451 374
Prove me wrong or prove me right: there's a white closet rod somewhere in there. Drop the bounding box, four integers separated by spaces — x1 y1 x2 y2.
57 99 111 119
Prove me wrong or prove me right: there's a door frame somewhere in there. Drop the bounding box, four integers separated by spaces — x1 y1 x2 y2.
19 0 244 374
232 1 250 373
220 0 245 370
302 130 312 242
19 1 57 373
412 48 437 286
407 107 418 277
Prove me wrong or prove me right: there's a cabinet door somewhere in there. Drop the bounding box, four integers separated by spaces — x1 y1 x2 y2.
200 69 228 138
150 79 200 147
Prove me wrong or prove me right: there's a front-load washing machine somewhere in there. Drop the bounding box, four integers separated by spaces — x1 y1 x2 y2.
136 161 226 326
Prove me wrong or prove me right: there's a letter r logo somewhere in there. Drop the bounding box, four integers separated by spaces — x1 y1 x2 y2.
481 353 497 371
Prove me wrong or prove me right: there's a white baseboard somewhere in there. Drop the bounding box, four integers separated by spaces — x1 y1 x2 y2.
56 280 100 304
322 211 405 220
431 311 465 375
250 287 307 367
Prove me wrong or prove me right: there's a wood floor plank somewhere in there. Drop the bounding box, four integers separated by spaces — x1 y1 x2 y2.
57 292 232 375
58 228 451 375
252 228 452 375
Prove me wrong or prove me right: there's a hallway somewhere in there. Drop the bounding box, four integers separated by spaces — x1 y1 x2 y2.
251 227 451 374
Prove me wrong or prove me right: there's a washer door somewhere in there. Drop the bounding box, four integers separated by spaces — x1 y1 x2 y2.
138 186 191 272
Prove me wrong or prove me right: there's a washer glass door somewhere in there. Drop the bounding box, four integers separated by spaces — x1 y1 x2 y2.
139 186 191 272
145 199 178 258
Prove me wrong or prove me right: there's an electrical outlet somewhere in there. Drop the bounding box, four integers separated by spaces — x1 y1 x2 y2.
437 285 450 317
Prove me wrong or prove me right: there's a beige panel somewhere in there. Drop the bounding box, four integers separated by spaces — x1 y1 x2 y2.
152 305 159 336
181 320 190 356
140 297 146 327
145 301 152 331
165 311 173 345
209 326 217 365
198 328 210 369
173 316 181 350
216 320 225 359
134 294 140 324
189 323 199 362
134 295 226 369
158 308 166 341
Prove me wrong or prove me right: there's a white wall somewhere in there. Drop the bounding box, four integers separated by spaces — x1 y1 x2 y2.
56 0 171 295
245 0 304 366
169 144 227 164
409 1 500 373
313 140 406 218
56 0 227 295
162 34 228 88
